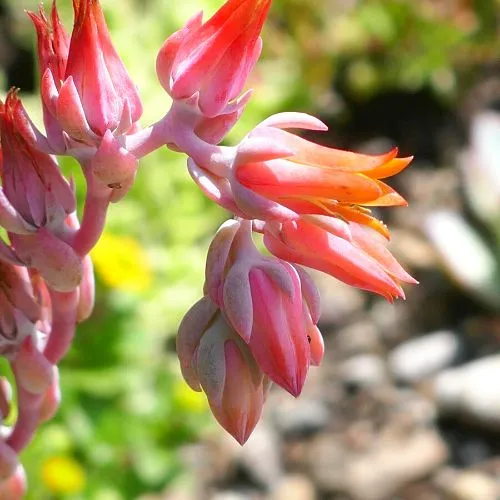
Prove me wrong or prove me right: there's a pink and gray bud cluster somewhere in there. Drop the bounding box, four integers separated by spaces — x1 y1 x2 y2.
178 220 324 443
0 0 416 491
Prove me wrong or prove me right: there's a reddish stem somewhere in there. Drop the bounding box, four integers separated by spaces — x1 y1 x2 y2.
43 289 78 365
6 376 42 453
71 166 111 257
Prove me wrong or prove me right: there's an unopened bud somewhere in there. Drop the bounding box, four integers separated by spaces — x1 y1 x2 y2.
13 229 83 292
14 338 53 395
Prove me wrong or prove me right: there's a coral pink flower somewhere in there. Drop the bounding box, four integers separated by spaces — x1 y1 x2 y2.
31 0 142 150
264 215 417 301
205 219 323 396
65 0 142 135
187 112 413 226
177 296 270 444
234 113 413 237
157 0 270 117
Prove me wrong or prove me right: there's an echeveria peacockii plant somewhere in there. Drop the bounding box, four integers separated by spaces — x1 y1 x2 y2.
0 0 416 493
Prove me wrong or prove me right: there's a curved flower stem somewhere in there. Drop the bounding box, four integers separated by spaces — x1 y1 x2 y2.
6 378 42 454
70 165 111 257
125 115 172 159
44 289 78 365
125 102 230 177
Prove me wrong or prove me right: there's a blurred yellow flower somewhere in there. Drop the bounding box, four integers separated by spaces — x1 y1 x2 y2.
91 233 153 292
42 456 86 495
173 380 208 414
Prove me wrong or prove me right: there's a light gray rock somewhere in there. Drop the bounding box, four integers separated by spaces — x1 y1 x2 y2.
308 435 347 492
342 430 448 500
212 492 255 500
389 330 461 383
370 300 411 344
433 354 500 428
335 321 381 356
272 475 316 500
435 468 500 500
239 424 282 490
310 429 448 500
394 389 438 426
339 354 388 389
272 399 330 437
313 271 365 324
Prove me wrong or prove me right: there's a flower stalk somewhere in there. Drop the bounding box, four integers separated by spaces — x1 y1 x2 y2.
0 0 416 489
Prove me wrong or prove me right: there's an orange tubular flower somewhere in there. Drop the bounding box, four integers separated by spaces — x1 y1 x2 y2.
263 216 417 302
235 114 413 238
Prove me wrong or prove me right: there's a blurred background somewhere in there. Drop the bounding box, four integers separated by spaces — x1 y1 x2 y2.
1 0 500 498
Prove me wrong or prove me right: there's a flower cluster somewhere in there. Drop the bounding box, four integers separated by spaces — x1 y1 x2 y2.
0 0 415 493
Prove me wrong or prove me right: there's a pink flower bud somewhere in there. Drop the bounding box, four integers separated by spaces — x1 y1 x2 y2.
205 219 322 396
13 337 53 395
157 0 270 117
28 2 69 86
0 91 75 232
12 229 83 293
177 296 219 391
0 187 35 236
64 0 142 136
28 2 70 152
177 297 269 444
55 76 100 145
156 12 203 94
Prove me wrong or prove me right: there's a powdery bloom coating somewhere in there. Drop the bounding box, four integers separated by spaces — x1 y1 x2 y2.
204 219 323 396
177 296 270 444
264 215 417 302
156 0 270 117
